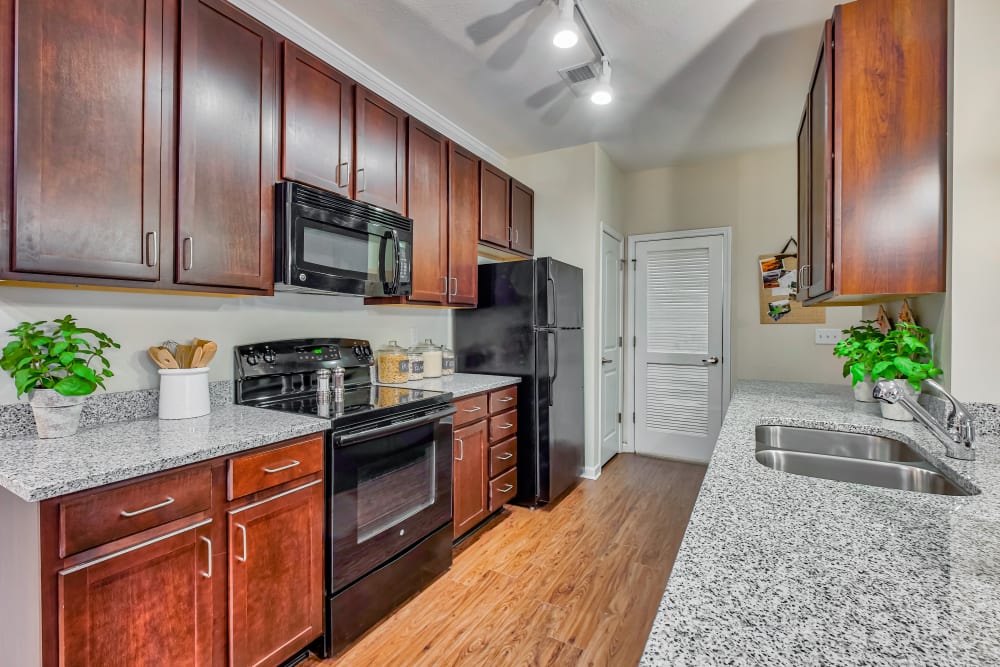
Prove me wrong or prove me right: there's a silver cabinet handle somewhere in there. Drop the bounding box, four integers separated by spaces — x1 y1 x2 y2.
496 452 514 461
200 536 212 578
357 167 366 192
498 484 514 493
463 406 482 413
799 265 811 289
441 276 448 296
498 423 514 430
455 437 464 461
182 236 194 270
120 496 175 517
702 357 720 365
145 231 158 267
337 161 348 188
514 228 519 244
450 277 458 297
262 459 300 474
235 523 248 562
498 397 514 403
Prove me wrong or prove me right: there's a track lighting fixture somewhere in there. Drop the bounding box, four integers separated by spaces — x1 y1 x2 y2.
552 0 579 49
591 57 613 105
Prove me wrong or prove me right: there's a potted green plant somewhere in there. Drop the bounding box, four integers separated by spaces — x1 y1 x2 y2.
0 316 119 438
869 322 941 421
833 320 885 402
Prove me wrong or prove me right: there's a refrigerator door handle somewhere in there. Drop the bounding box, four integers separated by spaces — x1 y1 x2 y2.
546 275 557 327
548 329 558 407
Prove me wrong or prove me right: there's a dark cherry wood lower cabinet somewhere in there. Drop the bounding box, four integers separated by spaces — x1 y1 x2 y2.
58 519 215 666
228 480 325 667
452 419 489 540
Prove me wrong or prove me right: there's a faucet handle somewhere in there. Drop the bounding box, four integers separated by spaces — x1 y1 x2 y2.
872 379 902 404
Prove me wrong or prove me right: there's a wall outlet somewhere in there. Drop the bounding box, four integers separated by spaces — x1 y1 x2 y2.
815 328 844 345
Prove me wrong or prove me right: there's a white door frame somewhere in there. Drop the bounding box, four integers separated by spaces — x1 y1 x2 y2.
597 223 625 470
624 227 732 453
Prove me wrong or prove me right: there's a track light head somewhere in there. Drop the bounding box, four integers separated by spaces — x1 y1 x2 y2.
553 0 579 49
591 57 613 105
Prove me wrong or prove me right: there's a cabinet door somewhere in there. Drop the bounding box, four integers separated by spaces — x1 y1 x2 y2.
479 162 510 248
406 119 449 304
59 520 214 666
806 20 833 300
796 99 811 296
229 480 324 667
447 143 479 307
177 0 276 291
10 0 166 281
355 87 406 214
510 179 534 256
453 420 488 540
281 41 353 197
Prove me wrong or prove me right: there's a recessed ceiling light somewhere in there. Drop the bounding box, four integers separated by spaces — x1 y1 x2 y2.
553 0 578 49
591 57 613 105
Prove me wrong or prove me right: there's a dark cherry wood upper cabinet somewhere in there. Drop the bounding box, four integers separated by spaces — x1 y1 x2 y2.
7 0 167 282
405 119 449 304
447 143 479 307
479 162 510 248
176 0 276 292
281 41 353 197
228 481 324 667
806 20 832 302
354 87 407 214
510 179 534 256
796 98 811 299
58 520 214 666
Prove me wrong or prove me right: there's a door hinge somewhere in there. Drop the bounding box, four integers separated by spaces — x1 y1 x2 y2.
617 412 621 424
633 336 636 347
618 336 623 347
632 412 635 423
619 259 626 270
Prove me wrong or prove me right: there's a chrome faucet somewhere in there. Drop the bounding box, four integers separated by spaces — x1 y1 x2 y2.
873 379 976 460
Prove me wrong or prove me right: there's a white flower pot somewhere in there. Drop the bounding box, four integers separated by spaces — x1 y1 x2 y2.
879 383 920 422
29 389 86 438
853 376 878 403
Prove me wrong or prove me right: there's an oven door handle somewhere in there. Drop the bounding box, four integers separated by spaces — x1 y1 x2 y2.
336 406 457 446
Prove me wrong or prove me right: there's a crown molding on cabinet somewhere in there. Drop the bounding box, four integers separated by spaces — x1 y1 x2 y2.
228 0 509 169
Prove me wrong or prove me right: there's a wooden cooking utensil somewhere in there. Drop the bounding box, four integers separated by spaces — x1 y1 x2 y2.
174 344 193 369
190 346 204 369
148 346 179 369
196 341 218 368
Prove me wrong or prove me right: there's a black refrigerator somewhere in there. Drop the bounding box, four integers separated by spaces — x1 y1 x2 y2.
454 258 584 506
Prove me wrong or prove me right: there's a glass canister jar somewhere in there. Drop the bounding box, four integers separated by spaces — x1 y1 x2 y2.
441 344 455 376
376 340 410 384
415 339 443 378
406 344 425 381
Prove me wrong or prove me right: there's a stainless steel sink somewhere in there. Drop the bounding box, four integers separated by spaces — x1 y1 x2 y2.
754 425 976 496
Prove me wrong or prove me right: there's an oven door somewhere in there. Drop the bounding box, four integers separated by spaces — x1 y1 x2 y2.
330 405 455 593
287 207 412 297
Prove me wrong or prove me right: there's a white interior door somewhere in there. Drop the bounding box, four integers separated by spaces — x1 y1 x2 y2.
600 229 624 467
634 234 725 463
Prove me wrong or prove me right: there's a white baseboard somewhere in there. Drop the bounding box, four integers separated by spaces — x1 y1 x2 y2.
580 465 602 480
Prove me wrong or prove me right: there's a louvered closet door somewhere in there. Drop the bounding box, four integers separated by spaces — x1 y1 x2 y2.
634 235 724 463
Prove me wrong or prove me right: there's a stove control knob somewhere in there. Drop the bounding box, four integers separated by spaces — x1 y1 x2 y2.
245 348 259 366
262 347 276 364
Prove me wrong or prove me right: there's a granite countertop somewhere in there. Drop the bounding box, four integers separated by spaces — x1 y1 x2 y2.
641 380 1000 666
378 373 520 398
0 404 329 502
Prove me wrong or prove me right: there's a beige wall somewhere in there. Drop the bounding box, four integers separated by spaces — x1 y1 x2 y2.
624 145 863 385
0 288 451 405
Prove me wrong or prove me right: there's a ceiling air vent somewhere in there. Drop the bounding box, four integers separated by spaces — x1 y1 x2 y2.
558 60 600 97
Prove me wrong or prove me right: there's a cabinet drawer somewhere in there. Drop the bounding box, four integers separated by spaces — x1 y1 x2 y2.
454 393 489 427
489 468 517 511
228 435 324 500
489 409 518 442
489 386 517 414
488 437 517 478
60 467 212 557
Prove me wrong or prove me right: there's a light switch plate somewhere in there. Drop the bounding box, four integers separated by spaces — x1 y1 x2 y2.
815 328 844 345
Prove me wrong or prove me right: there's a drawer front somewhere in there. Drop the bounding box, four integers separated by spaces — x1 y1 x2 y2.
489 467 517 511
488 437 517 478
228 435 324 500
454 393 489 427
488 386 517 414
60 467 212 557
489 408 518 442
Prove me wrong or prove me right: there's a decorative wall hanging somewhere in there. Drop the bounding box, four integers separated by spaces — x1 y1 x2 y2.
757 239 826 325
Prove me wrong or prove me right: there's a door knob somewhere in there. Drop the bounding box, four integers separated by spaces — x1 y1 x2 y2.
601 358 612 365
702 356 720 365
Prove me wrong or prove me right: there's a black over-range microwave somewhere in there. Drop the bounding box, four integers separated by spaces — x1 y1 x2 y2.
275 181 413 297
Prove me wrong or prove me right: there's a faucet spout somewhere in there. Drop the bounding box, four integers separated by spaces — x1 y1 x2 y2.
873 379 976 461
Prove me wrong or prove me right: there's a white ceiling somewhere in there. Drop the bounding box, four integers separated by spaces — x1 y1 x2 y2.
274 0 841 171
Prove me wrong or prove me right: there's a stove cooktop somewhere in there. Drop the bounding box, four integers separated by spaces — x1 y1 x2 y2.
249 384 449 428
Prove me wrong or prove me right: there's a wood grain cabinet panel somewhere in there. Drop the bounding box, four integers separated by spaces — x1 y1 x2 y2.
489 467 517 512
453 393 489 428
354 87 407 214
176 0 275 291
228 480 325 667
58 519 214 667
447 143 479 307
452 420 488 540
806 20 833 302
488 437 517 478
479 162 510 248
510 179 534 256
489 386 518 414
405 118 449 304
9 0 167 281
227 435 324 500
281 41 353 197
489 408 518 443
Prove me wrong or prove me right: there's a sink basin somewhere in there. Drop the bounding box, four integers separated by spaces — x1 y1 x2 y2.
754 425 975 496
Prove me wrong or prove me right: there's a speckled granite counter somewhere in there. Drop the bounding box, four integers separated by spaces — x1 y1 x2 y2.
0 404 329 502
641 380 1000 666
378 373 520 398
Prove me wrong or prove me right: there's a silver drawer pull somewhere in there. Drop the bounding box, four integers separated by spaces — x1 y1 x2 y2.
200 536 212 579
120 496 175 517
262 459 300 474
496 453 514 461
497 484 514 493
455 437 465 461
463 406 482 413
498 397 514 403
236 524 248 562
497 423 514 430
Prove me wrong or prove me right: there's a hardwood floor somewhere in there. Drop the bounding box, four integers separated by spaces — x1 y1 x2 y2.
315 454 707 667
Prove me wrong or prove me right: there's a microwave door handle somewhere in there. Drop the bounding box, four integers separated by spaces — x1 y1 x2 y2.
391 229 402 295
337 406 457 446
378 232 390 292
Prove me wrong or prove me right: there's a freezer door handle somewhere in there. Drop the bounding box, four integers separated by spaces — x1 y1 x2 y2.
547 329 558 407
546 275 557 327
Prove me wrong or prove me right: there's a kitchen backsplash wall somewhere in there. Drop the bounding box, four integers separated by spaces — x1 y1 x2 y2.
0 287 452 405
